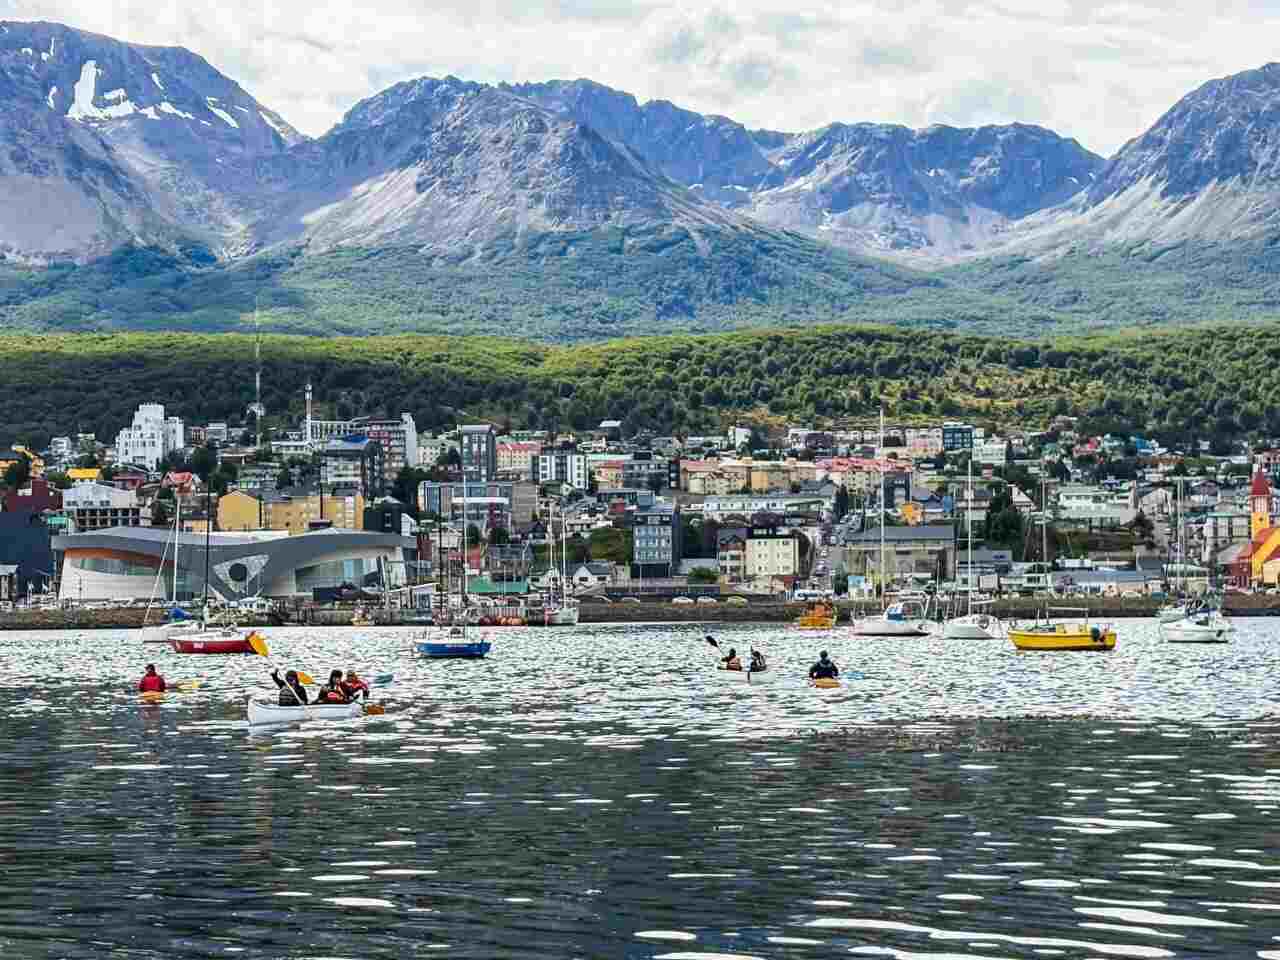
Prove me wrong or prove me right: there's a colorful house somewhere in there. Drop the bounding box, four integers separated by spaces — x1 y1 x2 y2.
1231 470 1280 585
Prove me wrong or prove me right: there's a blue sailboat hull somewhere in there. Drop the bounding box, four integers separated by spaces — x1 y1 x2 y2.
415 641 492 659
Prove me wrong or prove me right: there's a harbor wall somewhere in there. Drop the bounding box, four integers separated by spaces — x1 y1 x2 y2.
5 594 1280 630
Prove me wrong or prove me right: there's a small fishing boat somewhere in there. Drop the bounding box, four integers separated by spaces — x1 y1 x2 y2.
852 600 931 637
415 624 491 658
171 630 268 656
1009 607 1115 651
794 601 838 629
1162 608 1233 644
246 697 363 726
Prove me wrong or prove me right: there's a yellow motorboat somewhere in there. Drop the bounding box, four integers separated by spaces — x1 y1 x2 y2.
794 602 838 629
1009 609 1116 651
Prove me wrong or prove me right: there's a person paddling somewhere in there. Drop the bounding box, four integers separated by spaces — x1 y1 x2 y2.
808 650 839 680
750 649 767 672
340 670 370 702
138 664 166 693
720 646 743 671
271 669 309 706
315 669 350 704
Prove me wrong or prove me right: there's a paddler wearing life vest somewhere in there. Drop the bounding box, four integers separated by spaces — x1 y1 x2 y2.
340 670 370 702
808 650 839 680
138 664 166 693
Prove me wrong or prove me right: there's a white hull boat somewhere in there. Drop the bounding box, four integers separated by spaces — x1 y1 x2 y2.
941 613 1002 640
1157 604 1190 624
715 666 776 684
246 697 362 726
853 618 930 636
546 603 580 626
1162 614 1233 644
140 620 201 644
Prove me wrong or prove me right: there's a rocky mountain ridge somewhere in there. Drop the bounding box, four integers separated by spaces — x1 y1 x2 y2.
3 21 1280 339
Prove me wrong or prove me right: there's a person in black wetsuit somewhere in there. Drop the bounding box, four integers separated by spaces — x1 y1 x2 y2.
808 650 839 680
271 669 308 706
750 649 767 672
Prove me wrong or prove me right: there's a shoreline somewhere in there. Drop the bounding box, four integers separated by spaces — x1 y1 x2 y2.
5 596 1280 631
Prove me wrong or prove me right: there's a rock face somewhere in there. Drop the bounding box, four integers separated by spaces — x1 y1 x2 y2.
0 20 302 261
264 76 741 253
3 20 1279 280
510 78 1103 258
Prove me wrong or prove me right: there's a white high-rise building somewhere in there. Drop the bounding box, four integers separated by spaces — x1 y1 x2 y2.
115 403 184 470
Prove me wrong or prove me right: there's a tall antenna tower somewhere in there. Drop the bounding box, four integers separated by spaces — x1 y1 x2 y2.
246 306 266 448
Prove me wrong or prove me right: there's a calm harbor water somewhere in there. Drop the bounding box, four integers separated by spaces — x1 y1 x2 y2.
1 621 1278 959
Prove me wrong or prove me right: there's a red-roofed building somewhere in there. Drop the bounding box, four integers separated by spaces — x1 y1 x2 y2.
1231 470 1280 585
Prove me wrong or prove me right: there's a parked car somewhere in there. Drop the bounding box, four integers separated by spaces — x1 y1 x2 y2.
672 596 694 605
726 596 748 606
696 596 717 605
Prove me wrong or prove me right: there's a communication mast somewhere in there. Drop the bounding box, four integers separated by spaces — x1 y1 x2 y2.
246 309 266 447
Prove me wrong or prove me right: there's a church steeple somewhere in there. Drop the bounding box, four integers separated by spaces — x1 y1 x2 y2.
1251 469 1272 540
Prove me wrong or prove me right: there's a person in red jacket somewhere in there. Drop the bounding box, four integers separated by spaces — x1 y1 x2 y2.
138 664 166 693
340 669 370 702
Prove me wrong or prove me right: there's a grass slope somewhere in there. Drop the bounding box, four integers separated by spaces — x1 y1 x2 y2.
945 239 1280 329
0 226 1076 340
4 322 1280 451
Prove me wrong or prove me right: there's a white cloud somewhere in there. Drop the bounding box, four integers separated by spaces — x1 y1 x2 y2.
1 0 1275 155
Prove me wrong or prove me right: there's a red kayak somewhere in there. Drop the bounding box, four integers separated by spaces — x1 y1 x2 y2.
170 636 256 654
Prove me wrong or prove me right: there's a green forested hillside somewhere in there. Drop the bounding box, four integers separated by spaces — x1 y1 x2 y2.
3 323 1279 450
0 230 1072 340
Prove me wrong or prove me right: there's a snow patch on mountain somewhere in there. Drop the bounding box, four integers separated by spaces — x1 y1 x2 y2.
67 61 138 121
150 71 164 90
205 100 239 128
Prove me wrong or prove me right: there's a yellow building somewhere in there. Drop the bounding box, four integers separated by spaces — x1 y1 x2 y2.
900 502 924 526
217 490 262 532
750 462 791 493
262 491 365 536
66 467 102 483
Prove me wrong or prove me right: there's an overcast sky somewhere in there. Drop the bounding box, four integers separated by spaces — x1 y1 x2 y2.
3 0 1277 155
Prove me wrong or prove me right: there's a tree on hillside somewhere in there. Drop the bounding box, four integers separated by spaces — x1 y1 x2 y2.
3 456 31 490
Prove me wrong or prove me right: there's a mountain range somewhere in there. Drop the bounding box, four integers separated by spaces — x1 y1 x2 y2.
1 20 1279 340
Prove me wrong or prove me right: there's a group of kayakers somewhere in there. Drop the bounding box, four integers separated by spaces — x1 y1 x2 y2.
712 640 840 681
271 668 369 706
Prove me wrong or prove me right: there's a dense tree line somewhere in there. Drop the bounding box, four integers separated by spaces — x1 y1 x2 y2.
2 322 1278 451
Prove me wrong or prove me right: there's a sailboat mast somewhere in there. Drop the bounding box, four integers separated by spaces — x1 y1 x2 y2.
202 480 211 619
173 497 181 601
879 407 886 602
966 457 973 617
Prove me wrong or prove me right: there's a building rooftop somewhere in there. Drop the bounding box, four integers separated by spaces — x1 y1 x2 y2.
846 525 956 543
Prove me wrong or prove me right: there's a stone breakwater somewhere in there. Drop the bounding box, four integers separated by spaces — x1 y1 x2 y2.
6 594 1280 630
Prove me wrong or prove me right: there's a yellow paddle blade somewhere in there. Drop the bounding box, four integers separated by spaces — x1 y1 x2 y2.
296 670 315 686
176 680 201 691
248 633 269 657
364 703 385 716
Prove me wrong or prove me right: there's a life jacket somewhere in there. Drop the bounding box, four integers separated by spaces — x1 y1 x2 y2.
139 674 165 693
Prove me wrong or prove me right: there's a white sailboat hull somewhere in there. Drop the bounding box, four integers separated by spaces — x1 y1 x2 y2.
852 618 930 637
941 615 1001 640
1163 617 1233 644
546 605 579 626
1157 605 1188 624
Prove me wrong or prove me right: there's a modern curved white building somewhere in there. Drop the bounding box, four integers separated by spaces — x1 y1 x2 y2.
52 526 415 602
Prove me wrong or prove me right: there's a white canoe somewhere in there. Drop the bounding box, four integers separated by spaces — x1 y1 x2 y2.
715 666 776 684
246 696 362 726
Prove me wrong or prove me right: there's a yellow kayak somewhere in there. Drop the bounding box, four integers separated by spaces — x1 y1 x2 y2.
811 677 841 689
140 691 166 704
1010 623 1116 651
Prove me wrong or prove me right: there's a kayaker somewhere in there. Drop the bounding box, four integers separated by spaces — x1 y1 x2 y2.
340 670 370 702
721 647 743 671
750 649 767 672
808 650 839 680
271 668 309 706
138 664 166 693
315 669 350 704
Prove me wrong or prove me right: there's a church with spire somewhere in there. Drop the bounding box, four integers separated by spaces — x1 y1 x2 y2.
1232 468 1280 585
